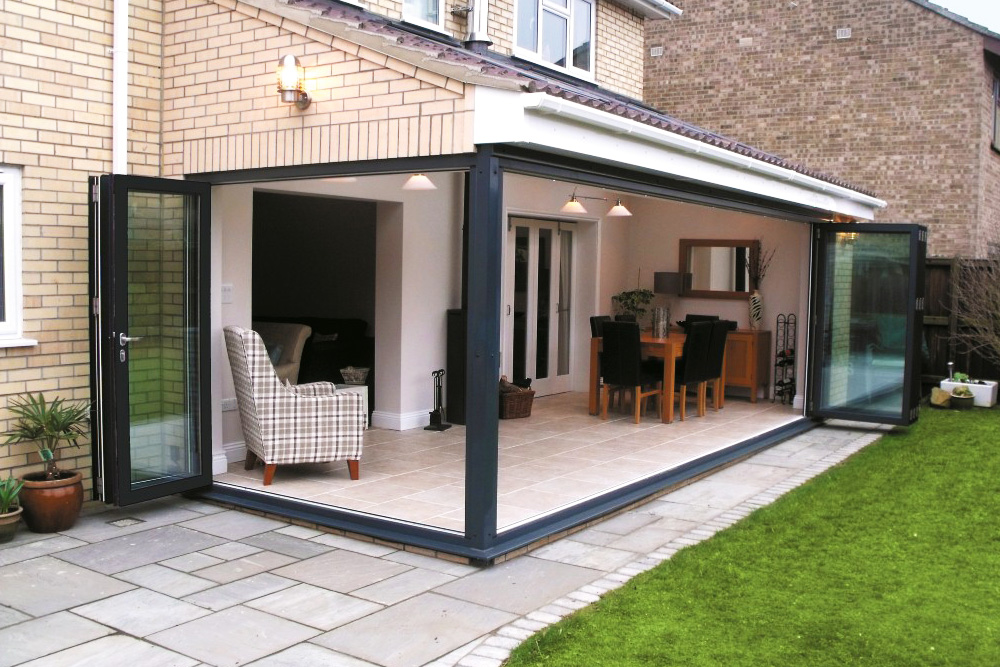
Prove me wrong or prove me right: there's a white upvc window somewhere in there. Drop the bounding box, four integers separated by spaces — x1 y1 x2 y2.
515 0 595 78
403 0 445 31
0 166 34 348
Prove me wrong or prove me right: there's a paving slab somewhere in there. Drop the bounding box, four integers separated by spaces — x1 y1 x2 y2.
272 549 412 593
149 605 319 667
53 525 226 575
193 550 297 584
114 563 217 597
245 582 383 630
0 610 114 667
0 535 88 568
0 605 30 630
245 642 380 666
0 556 134 616
241 531 336 559
73 588 211 637
179 510 288 540
314 593 516 667
528 539 639 570
18 633 199 667
433 556 601 615
183 572 298 611
352 567 457 606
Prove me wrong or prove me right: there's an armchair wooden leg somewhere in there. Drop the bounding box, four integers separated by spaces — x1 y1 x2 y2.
263 463 276 486
347 459 360 480
244 450 259 471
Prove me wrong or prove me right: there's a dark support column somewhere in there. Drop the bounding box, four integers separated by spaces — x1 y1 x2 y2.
464 147 502 554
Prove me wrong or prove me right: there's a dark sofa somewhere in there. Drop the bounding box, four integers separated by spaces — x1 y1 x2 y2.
254 317 374 416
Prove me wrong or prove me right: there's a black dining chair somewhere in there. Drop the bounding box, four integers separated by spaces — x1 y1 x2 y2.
671 320 713 420
677 313 718 332
590 315 612 337
599 321 664 424
704 320 735 411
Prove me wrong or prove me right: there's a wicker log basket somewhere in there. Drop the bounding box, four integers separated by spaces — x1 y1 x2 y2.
499 376 535 419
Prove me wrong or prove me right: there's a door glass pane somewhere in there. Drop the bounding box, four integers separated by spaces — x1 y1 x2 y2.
127 191 202 488
536 228 551 379
517 0 538 50
557 230 572 375
542 11 567 67
816 232 909 419
513 226 529 382
571 0 591 71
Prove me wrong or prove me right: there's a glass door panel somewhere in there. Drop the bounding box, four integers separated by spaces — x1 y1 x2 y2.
808 224 926 425
504 218 573 396
91 175 212 505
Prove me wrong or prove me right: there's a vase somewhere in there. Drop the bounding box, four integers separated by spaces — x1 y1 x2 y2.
748 290 763 330
19 471 83 533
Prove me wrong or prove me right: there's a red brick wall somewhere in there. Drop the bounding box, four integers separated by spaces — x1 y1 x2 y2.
645 0 998 258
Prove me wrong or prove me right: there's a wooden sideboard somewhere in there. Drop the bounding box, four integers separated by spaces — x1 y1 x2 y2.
725 329 771 403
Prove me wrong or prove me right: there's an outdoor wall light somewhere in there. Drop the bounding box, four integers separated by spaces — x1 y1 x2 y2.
559 190 632 217
277 54 310 110
402 173 437 190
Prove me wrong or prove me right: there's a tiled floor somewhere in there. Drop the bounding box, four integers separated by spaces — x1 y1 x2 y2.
0 419 888 667
215 392 800 531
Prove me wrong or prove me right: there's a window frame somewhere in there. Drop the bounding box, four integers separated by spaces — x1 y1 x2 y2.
401 0 446 33
993 74 1000 153
513 0 596 80
0 166 35 348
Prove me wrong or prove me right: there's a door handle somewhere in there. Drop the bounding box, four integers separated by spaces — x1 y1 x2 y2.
119 333 144 346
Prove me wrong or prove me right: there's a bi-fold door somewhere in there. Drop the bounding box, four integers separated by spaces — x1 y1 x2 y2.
808 223 926 426
90 175 213 505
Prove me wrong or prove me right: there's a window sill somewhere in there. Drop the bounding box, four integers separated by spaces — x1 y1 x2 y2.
0 337 38 349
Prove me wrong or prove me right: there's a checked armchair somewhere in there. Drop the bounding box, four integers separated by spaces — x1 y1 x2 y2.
224 326 365 486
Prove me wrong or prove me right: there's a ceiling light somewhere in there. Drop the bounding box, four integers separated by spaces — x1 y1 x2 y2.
606 199 632 217
402 173 437 190
560 194 587 214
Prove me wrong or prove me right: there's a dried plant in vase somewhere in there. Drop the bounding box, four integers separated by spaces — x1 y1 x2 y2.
746 240 775 330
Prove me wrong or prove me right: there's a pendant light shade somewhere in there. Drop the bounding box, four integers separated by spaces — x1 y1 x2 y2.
403 173 437 190
560 195 588 214
606 199 632 217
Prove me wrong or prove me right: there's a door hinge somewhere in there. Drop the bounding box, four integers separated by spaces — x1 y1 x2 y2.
915 297 924 312
91 179 99 201
91 297 100 316
919 229 927 243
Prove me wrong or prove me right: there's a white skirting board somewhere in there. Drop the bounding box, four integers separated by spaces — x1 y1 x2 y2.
371 409 430 431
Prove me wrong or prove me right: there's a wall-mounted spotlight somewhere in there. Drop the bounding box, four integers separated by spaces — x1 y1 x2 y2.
277 54 310 110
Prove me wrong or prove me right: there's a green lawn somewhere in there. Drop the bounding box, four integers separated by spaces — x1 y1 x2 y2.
507 408 1000 666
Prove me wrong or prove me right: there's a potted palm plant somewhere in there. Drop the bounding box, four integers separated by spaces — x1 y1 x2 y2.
0 476 24 543
4 393 90 533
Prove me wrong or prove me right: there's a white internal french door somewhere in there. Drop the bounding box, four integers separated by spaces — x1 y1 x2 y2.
503 217 574 396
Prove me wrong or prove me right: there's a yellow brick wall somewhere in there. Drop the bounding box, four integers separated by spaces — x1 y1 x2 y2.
163 0 474 175
0 0 162 489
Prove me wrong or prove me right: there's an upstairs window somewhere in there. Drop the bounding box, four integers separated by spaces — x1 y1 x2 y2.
993 75 1000 151
403 0 443 30
516 0 594 77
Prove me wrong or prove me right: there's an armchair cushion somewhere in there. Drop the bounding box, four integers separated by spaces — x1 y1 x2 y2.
252 320 312 385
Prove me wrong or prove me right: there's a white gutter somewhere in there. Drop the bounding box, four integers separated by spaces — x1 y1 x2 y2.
112 0 128 174
522 93 887 210
611 0 681 20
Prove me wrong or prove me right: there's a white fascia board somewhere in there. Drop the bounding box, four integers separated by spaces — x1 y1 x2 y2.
610 0 682 20
473 88 886 220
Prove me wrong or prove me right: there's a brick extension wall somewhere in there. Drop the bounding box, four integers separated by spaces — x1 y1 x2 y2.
0 0 163 490
163 0 475 175
645 0 1000 258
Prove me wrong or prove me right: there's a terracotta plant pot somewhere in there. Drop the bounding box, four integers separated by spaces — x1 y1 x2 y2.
0 506 23 544
19 471 83 533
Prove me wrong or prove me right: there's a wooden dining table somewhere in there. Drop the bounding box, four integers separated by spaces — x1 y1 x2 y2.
589 331 686 423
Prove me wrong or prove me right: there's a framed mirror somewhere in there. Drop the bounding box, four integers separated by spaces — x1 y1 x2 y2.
678 239 760 300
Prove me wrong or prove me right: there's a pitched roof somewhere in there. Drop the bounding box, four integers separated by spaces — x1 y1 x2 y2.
284 0 878 197
906 0 1000 43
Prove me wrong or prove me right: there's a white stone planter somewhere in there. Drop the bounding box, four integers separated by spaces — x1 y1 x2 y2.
939 380 998 408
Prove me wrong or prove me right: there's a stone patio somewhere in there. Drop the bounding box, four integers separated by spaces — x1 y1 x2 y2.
0 420 887 666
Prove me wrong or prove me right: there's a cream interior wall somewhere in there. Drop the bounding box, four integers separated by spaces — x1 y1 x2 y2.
213 173 463 464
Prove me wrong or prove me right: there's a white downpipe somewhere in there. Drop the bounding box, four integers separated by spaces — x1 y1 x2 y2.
112 0 128 174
